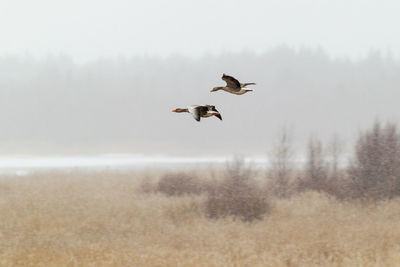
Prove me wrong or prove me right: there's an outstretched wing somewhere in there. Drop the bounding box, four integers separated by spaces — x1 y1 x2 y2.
191 109 201 121
222 74 241 89
241 82 256 87
188 105 201 121
205 105 218 112
214 113 222 120
204 105 222 120
197 106 209 116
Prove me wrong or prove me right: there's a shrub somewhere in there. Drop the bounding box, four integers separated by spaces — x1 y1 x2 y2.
348 121 400 200
206 158 270 222
298 137 329 193
137 175 156 194
155 172 206 196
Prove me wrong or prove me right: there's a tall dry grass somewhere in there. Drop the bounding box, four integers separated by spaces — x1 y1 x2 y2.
1 171 400 266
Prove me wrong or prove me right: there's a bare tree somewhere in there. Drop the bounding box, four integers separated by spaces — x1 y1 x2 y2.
327 134 344 181
301 136 328 191
348 121 400 199
268 126 295 197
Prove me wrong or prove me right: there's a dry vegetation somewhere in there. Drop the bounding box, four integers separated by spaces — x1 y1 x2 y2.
1 121 400 266
1 169 400 267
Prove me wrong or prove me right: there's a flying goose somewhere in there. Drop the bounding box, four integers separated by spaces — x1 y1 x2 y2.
172 105 222 121
211 74 255 95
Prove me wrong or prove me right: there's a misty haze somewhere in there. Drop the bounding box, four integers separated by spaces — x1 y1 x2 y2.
1 48 399 156
2 0 400 266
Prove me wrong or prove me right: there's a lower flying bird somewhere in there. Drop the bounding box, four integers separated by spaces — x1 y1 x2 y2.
211 73 255 95
172 105 222 122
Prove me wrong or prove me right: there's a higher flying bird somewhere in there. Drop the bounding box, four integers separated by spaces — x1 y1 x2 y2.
211 74 255 95
172 105 222 122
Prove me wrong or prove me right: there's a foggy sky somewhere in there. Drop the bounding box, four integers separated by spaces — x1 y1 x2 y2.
1 48 400 155
1 1 400 156
1 0 400 62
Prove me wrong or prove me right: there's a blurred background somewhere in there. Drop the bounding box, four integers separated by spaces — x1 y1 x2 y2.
1 0 399 157
3 2 400 265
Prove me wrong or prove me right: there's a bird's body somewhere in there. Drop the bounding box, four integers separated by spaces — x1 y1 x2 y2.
217 87 251 95
172 105 222 121
211 74 255 95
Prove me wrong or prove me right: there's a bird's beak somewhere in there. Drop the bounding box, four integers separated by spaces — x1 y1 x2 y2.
172 109 177 112
245 89 253 92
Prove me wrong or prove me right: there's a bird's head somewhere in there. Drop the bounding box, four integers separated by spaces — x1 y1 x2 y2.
210 86 223 92
172 108 187 113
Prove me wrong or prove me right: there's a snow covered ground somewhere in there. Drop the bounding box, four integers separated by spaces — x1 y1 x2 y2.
0 154 272 176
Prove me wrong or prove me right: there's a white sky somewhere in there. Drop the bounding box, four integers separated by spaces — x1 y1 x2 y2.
0 0 399 62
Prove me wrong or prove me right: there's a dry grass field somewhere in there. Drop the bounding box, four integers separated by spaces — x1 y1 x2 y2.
1 171 400 266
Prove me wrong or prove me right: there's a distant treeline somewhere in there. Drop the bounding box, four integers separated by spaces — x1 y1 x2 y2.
1 47 400 154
